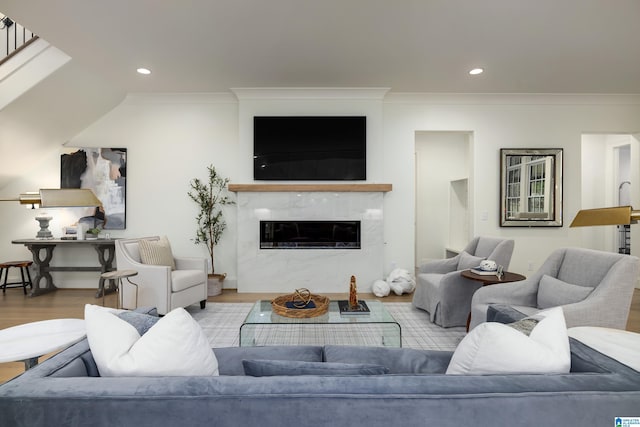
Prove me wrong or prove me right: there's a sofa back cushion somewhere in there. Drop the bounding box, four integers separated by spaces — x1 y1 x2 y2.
243 359 389 376
214 345 324 375
323 345 452 374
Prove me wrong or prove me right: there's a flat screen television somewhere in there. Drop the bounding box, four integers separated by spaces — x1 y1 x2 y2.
253 116 366 180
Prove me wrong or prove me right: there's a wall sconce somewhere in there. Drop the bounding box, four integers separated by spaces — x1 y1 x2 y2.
570 206 640 227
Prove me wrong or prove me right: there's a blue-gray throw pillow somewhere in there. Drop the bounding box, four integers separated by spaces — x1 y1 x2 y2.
537 274 593 309
242 359 389 376
458 251 486 270
117 311 160 335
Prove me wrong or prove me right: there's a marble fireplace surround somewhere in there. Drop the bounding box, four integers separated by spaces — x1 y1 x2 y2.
230 184 392 293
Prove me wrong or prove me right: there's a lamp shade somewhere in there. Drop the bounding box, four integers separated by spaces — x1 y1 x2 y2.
570 206 640 227
15 189 103 208
38 189 102 207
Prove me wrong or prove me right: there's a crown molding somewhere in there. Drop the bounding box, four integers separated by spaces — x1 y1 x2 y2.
123 92 237 104
230 87 390 100
384 92 640 105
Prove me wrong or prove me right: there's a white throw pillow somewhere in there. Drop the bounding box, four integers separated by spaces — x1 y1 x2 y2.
84 304 218 377
446 307 570 375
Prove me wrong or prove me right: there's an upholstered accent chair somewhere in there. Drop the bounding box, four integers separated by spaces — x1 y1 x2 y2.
412 236 515 327
469 247 640 331
115 236 207 315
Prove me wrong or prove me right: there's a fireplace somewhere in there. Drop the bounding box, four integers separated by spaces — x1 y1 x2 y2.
233 186 389 293
260 220 361 249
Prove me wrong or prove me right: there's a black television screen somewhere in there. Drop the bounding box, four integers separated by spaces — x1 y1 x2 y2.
253 116 366 180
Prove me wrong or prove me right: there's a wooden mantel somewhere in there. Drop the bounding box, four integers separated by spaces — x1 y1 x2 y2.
228 183 392 192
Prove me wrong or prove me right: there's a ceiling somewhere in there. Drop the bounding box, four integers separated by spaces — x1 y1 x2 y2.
2 0 640 94
1 0 639 191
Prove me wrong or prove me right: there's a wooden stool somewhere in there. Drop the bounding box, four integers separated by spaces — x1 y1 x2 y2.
0 261 33 295
100 270 138 309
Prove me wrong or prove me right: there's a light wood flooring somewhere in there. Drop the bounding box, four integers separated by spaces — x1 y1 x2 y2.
1 288 638 384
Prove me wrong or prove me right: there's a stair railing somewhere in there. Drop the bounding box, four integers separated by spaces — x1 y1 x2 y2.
0 14 38 67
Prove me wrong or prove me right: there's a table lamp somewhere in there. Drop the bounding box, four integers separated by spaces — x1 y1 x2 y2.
3 189 103 238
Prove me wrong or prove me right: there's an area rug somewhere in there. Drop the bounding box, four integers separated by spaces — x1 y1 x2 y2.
187 302 466 351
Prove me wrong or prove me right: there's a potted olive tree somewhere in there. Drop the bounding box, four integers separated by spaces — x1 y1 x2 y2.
188 164 234 296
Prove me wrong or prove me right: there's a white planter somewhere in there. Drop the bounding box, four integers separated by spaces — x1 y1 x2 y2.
207 273 226 296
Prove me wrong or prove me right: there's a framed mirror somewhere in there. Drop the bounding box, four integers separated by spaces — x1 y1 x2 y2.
500 148 563 227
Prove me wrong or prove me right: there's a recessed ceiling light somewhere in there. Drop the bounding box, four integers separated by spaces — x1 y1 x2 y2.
469 68 484 75
136 68 151 75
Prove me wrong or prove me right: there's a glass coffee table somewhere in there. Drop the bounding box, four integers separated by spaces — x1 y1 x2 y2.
240 300 401 347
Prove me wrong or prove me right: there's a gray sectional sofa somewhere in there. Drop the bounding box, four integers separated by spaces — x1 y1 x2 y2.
1 337 639 427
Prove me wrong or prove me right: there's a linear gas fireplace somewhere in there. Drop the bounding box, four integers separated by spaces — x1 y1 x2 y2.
260 220 361 249
235 187 386 292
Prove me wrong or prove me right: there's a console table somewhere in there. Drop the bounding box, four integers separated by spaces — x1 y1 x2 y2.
11 239 117 298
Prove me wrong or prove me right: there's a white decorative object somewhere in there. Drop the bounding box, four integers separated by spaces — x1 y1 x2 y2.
372 279 390 297
446 307 570 375
387 268 416 295
84 304 218 377
76 223 85 240
478 260 497 271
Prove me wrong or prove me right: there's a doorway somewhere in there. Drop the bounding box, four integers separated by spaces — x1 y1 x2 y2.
580 133 639 254
415 131 472 266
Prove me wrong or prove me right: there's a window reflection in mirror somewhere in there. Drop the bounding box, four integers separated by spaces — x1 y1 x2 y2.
500 148 563 227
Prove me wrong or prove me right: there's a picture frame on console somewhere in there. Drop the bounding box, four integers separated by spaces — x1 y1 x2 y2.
500 148 563 227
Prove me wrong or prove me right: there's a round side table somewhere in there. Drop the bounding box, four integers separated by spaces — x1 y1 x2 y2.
100 270 138 309
461 269 526 331
461 269 526 286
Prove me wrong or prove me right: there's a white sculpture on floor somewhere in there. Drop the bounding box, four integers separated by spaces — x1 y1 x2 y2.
372 269 416 297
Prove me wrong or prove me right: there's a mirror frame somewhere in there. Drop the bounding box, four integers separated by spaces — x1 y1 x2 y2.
500 148 563 227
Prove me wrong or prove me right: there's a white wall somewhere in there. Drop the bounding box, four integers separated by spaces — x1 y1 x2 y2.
0 93 239 288
383 94 640 277
2 92 640 289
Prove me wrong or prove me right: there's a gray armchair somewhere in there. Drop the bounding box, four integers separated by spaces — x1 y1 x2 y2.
469 247 640 330
412 236 515 327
